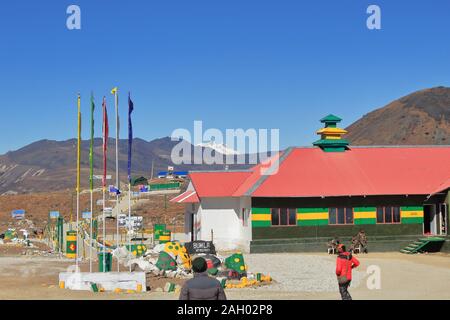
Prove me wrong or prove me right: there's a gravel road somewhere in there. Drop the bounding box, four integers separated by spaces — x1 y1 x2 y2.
0 252 449 299
244 253 364 292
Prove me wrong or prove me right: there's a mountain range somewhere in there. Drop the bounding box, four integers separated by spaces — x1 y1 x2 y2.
0 138 255 194
1 86 449 194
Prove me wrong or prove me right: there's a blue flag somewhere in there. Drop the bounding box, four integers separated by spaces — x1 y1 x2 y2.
128 93 134 182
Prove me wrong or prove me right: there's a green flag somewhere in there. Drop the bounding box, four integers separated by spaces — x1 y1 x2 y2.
89 93 95 191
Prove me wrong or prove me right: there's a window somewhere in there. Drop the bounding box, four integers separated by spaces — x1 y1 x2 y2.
329 208 337 225
271 208 297 226
376 206 400 224
289 208 297 225
329 207 353 225
271 208 279 225
280 208 288 225
345 207 354 224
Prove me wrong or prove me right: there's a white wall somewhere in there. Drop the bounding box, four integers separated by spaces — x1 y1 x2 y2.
193 196 252 252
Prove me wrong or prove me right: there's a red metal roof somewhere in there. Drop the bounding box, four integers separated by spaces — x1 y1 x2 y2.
189 171 254 198
252 147 450 197
188 146 450 198
233 152 281 196
170 190 199 203
429 177 450 197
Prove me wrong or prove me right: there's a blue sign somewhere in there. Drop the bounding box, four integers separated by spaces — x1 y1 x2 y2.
109 186 121 195
11 210 25 219
49 211 60 219
82 212 92 219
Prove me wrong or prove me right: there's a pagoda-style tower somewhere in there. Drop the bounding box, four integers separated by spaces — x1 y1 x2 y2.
313 114 349 152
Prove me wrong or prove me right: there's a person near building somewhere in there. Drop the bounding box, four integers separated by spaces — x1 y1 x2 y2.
336 244 360 300
179 257 227 300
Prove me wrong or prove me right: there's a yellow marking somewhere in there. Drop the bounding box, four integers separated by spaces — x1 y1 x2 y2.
252 214 271 221
323 135 342 140
401 211 424 218
354 211 376 219
316 127 348 135
297 212 328 220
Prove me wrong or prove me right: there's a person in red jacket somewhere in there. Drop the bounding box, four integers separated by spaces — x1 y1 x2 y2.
336 244 360 300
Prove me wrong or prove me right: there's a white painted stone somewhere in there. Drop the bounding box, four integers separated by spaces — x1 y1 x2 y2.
59 272 147 292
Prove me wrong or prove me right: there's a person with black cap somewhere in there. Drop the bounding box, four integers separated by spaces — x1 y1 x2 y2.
179 257 227 300
336 244 360 300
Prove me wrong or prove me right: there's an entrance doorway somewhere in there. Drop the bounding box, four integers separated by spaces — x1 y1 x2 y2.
438 204 447 236
424 204 447 236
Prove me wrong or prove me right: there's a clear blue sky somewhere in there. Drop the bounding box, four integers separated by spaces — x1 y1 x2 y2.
1 0 450 154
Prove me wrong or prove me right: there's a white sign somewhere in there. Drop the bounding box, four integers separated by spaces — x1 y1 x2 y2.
103 207 113 217
118 215 143 230
94 175 112 180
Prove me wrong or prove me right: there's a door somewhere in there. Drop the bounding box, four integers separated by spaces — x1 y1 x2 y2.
423 204 435 235
423 204 445 236
438 204 448 236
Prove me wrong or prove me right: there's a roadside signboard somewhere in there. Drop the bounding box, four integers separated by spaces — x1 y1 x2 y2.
103 207 113 218
49 211 60 219
185 240 216 255
118 215 143 230
11 209 25 220
94 175 112 180
109 185 121 195
82 212 92 219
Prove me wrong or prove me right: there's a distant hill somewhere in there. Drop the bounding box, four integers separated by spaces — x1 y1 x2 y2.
0 137 253 194
3 86 449 194
345 86 450 145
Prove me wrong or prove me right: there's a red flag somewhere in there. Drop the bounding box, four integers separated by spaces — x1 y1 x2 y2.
102 97 109 188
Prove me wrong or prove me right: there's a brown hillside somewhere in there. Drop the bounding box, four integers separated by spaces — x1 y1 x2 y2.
345 86 450 145
0 190 185 234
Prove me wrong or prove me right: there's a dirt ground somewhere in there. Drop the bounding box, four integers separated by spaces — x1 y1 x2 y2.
0 249 449 300
0 190 185 234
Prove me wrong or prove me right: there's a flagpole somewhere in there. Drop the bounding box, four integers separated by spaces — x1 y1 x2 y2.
128 182 131 272
112 87 120 273
89 93 95 273
127 92 134 272
76 94 81 271
90 189 93 272
102 96 108 273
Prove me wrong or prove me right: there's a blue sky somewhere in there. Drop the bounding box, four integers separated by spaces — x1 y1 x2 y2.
1 0 450 153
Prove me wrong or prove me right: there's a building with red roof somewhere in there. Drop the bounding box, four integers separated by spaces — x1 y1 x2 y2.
173 115 450 252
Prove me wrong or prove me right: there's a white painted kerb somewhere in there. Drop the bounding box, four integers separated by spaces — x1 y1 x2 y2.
59 272 146 292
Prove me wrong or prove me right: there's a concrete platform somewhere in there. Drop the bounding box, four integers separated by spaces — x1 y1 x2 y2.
59 271 146 292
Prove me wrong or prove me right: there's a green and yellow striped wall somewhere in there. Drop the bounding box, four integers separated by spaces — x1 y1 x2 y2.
252 206 424 228
251 208 271 227
400 206 424 224
353 207 376 225
297 208 328 226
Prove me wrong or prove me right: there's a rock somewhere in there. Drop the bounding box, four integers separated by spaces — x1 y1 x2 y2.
151 269 160 276
164 282 176 292
154 287 163 292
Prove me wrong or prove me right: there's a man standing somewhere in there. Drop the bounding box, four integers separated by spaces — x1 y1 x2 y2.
336 244 360 300
179 257 227 300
